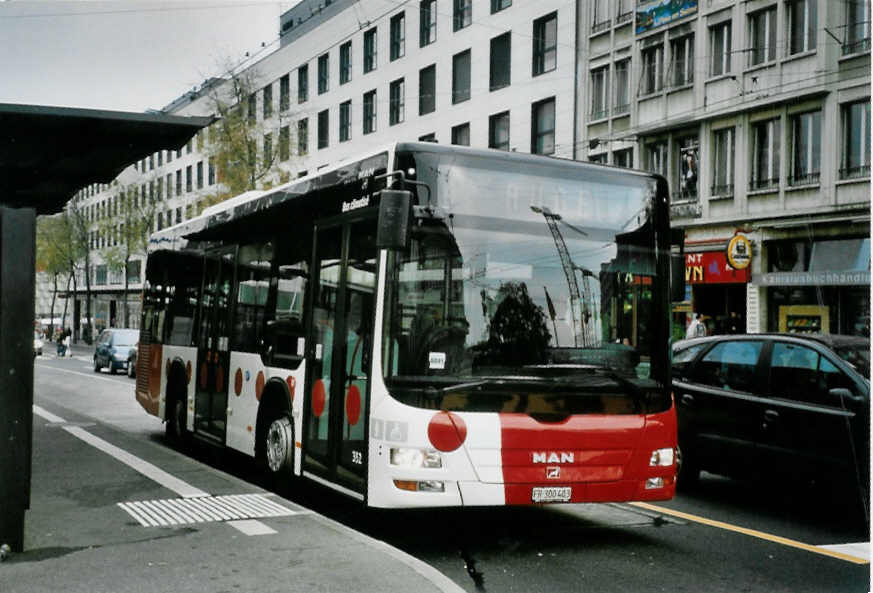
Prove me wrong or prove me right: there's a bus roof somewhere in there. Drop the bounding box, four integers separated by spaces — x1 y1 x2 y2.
149 142 663 251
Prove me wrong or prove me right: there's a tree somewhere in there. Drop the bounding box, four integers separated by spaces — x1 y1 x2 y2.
66 199 94 342
35 213 76 338
200 63 292 212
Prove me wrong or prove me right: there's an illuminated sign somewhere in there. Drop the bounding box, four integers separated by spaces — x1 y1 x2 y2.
686 251 750 284
636 0 698 34
726 234 752 270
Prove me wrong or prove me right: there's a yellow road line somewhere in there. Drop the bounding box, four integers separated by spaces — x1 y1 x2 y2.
630 502 869 565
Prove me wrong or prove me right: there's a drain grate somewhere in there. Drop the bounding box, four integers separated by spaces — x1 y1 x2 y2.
118 494 296 527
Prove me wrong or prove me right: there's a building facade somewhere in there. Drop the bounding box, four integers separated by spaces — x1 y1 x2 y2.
63 0 870 340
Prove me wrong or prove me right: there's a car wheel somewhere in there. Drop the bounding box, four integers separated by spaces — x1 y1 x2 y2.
676 445 700 490
93 356 101 373
127 360 136 378
263 415 294 475
109 364 117 375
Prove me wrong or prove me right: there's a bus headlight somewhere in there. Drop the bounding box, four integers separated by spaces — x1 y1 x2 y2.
649 448 675 467
390 448 442 468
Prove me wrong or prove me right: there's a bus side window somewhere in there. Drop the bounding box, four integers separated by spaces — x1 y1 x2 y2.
233 242 273 353
262 239 308 368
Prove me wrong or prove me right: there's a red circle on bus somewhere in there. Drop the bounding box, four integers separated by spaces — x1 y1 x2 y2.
345 385 361 426
312 379 326 418
185 361 192 384
234 368 243 396
215 365 224 393
286 376 296 402
255 371 265 401
428 411 467 452
200 362 208 389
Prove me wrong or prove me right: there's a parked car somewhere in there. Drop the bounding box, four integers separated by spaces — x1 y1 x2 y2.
672 333 869 513
93 328 139 375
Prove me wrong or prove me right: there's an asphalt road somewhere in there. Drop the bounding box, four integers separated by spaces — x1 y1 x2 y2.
33 352 871 593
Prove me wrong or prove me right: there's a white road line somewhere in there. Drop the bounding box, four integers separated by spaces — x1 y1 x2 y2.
38 364 132 386
819 543 870 561
228 520 278 536
33 405 208 498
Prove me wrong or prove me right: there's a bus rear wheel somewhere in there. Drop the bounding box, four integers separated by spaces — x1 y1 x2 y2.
264 416 294 475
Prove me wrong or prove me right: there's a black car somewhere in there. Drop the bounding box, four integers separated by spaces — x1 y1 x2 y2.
672 333 869 510
93 328 139 375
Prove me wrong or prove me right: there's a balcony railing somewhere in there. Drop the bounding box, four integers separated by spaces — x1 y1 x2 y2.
616 11 633 25
840 165 871 180
787 171 820 186
710 183 734 197
613 103 630 116
590 107 610 121
842 37 871 56
591 19 611 34
749 177 779 191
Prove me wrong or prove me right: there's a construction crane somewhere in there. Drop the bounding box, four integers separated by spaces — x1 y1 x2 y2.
530 205 596 347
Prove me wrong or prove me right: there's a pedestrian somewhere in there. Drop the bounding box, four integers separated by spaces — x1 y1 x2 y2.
62 328 71 357
686 313 707 339
727 311 742 334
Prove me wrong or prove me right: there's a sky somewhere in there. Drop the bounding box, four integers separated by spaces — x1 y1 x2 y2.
0 0 299 113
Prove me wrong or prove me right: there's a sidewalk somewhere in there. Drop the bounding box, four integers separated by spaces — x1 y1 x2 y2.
2 395 463 593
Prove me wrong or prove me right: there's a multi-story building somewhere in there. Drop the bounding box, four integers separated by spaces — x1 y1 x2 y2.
63 0 870 340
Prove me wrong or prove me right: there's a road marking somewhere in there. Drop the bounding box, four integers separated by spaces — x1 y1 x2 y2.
33 405 208 498
118 494 295 528
819 543 870 561
228 520 278 536
630 502 870 565
37 363 131 385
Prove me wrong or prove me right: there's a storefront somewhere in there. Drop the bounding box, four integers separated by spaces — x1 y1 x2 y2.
756 237 870 336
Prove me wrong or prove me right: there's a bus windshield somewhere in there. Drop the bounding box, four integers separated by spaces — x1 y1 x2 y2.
382 154 664 412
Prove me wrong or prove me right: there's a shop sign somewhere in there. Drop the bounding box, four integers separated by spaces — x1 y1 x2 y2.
726 234 752 270
636 0 698 34
755 271 871 286
686 251 751 284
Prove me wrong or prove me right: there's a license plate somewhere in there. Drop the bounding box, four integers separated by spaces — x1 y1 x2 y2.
532 486 571 503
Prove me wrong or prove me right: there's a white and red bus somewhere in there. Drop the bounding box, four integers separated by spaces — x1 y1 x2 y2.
135 143 681 508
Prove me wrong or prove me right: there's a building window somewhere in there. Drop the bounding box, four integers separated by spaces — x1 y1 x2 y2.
157 151 163 166
490 32 511 91
419 64 436 115
844 0 871 55
264 133 273 166
280 74 290 111
280 126 290 160
451 122 470 146
616 0 633 24
452 49 471 104
419 133 437 143
589 153 607 164
840 100 871 179
749 7 777 66
298 64 309 103
196 161 204 189
590 66 609 120
613 148 633 168
363 90 377 134
298 118 308 155
263 84 273 118
488 111 510 150
247 94 256 124
531 97 555 155
390 12 405 61
389 78 405 125
364 27 378 73
790 110 821 185
491 0 511 14
420 0 437 47
669 34 694 88
318 53 329 94
645 142 667 176
614 59 630 115
592 0 610 34
317 109 329 149
176 207 182 224
208 158 216 185
640 44 664 95
711 128 734 196
787 0 816 55
166 174 173 198
751 118 781 190
340 100 351 142
710 20 731 77
454 0 472 31
677 138 699 200
533 12 557 75
185 166 192 192
340 41 352 84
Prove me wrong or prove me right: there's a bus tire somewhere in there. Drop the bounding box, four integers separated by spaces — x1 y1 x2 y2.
263 415 294 475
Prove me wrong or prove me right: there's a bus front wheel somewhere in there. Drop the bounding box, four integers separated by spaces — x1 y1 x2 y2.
264 416 294 475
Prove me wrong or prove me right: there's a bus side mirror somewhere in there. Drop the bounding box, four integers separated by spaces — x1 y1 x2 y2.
670 251 686 302
376 189 413 250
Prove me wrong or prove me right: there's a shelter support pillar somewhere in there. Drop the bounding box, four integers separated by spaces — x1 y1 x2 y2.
0 206 35 553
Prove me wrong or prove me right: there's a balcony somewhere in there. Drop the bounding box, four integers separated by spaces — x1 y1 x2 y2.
710 183 734 198
591 20 611 35
616 11 633 25
613 103 630 116
590 107 610 121
842 37 871 56
787 172 820 187
749 177 779 192
840 165 871 180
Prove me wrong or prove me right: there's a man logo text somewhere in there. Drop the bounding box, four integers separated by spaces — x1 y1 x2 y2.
532 452 574 464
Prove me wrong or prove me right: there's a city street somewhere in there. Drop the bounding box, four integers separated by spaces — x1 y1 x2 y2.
29 351 870 593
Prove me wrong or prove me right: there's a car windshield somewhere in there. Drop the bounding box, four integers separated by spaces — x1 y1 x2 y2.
381 153 666 413
834 343 870 378
112 330 139 348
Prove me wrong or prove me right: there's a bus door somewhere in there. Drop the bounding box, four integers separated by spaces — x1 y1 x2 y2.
194 247 236 441
304 215 377 495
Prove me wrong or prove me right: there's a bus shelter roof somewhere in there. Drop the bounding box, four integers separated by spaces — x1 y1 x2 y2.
0 102 212 214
